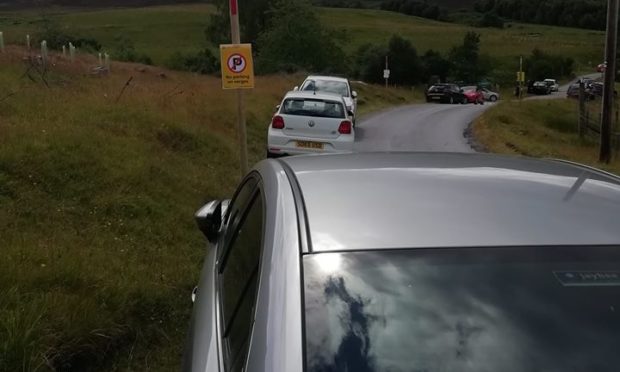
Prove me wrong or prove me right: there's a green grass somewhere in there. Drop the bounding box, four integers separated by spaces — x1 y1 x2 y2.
473 99 620 175
0 47 418 371
0 5 606 72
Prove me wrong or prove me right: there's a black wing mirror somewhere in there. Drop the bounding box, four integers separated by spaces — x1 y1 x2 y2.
195 200 229 243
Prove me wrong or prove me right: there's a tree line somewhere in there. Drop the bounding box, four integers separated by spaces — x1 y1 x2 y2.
473 0 606 30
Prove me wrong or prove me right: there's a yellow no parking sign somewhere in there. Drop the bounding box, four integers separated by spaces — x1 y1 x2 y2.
220 43 255 89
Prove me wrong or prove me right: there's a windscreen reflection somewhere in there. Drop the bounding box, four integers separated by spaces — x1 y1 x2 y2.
303 247 620 372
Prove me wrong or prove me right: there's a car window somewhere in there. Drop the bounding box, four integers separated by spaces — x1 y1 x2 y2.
281 98 345 118
303 246 620 372
302 79 350 97
219 177 259 262
219 193 264 372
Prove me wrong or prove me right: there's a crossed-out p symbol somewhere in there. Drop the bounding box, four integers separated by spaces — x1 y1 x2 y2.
227 54 247 73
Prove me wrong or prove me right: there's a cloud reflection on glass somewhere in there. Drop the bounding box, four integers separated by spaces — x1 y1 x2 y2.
303 247 620 372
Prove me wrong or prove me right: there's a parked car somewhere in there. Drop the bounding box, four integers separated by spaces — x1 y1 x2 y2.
597 62 607 73
531 81 552 95
462 86 485 104
266 91 354 158
425 83 468 104
185 152 620 372
566 83 582 99
543 78 560 92
295 76 357 122
481 87 500 102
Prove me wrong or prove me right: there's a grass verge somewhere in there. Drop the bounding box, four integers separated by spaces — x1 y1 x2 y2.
473 99 620 175
0 47 418 371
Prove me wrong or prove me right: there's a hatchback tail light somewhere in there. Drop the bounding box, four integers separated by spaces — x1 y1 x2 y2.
271 115 285 129
338 120 352 134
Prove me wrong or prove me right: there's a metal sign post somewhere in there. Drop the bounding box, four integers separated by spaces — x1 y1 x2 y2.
384 56 389 88
230 0 248 176
600 0 619 163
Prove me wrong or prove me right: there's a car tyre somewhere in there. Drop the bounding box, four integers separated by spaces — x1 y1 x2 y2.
462 97 468 104
490 95 498 102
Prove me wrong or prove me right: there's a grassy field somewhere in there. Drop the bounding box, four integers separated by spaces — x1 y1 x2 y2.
0 4 606 71
473 99 620 175
0 46 417 371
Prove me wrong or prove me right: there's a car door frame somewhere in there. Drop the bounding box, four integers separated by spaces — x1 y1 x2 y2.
214 172 266 372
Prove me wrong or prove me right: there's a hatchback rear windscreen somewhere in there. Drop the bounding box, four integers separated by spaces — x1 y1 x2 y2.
303 246 620 372
281 98 345 118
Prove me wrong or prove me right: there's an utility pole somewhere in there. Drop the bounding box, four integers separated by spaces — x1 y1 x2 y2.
230 0 248 175
600 0 619 163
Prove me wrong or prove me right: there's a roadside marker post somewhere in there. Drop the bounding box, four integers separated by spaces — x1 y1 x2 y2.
0 32 4 53
98 52 103 66
222 0 253 176
26 34 30 51
104 53 110 71
69 43 75 63
62 45 66 57
41 40 48 66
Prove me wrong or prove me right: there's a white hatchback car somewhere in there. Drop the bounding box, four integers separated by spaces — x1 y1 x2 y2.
267 91 355 157
295 75 357 121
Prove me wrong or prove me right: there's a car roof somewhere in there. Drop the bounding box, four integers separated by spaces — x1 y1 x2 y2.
304 75 349 83
282 90 345 102
278 152 620 251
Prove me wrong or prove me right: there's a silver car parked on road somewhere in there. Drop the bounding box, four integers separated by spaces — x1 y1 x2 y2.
184 152 620 372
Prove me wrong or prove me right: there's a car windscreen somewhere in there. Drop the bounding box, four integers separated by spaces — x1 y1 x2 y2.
303 246 620 372
281 98 345 118
302 80 350 97
428 85 446 92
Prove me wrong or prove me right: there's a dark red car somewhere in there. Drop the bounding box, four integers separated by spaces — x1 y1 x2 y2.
462 86 485 104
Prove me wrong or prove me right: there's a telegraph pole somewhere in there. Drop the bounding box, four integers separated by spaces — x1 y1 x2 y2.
230 0 248 175
600 0 619 163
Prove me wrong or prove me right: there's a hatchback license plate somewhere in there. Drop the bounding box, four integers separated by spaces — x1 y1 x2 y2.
296 141 324 149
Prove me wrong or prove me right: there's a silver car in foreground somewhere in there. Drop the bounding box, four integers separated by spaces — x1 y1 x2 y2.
184 152 620 372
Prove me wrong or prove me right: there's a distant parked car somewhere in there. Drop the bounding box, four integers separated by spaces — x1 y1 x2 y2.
425 83 468 104
566 83 582 99
531 81 552 95
481 88 500 102
597 62 607 73
267 91 354 158
543 79 559 92
462 86 485 104
295 76 357 122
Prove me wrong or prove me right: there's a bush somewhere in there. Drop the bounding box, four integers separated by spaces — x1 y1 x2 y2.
35 17 101 52
256 0 347 74
165 49 219 75
112 36 152 65
524 48 575 80
478 11 504 28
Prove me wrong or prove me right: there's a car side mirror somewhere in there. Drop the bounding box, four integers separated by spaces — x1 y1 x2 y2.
293 86 299 91
352 91 358 98
195 200 229 243
347 110 354 117
275 104 281 112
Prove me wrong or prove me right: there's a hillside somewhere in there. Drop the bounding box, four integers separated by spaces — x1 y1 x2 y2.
0 45 417 371
0 4 605 76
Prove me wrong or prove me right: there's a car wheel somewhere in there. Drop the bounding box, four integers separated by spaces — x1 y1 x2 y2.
490 95 498 102
462 97 468 104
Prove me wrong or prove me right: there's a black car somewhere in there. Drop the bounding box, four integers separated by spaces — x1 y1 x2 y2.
531 81 552 95
425 84 468 104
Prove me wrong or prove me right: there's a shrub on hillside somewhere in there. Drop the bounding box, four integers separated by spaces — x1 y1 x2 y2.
112 36 152 65
256 0 347 74
35 17 101 52
166 49 219 75
525 48 575 80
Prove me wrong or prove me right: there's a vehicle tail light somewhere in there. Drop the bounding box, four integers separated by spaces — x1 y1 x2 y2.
338 120 352 134
271 115 285 129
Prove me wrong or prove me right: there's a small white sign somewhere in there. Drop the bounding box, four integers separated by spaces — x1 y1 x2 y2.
383 69 390 79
